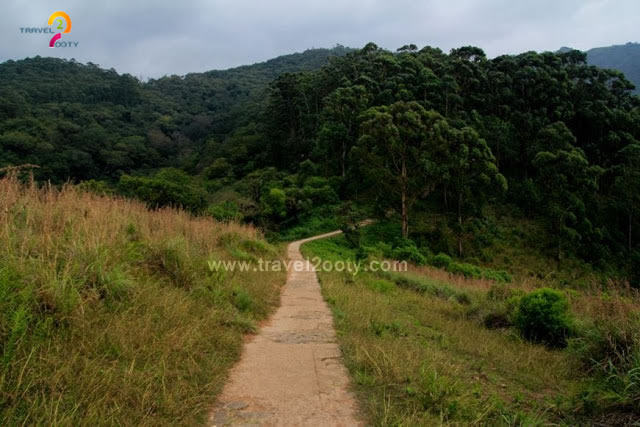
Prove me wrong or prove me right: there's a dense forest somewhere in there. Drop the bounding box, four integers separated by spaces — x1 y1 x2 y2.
1 43 639 283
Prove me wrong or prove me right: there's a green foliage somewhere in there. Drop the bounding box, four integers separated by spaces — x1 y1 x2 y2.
428 253 511 283
2 41 640 279
515 288 573 347
208 201 244 222
232 288 253 312
391 242 427 265
261 187 287 219
432 253 453 269
569 314 640 413
117 168 207 212
357 102 453 238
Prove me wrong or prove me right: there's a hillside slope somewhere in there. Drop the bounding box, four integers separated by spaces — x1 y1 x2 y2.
0 174 285 424
0 46 350 182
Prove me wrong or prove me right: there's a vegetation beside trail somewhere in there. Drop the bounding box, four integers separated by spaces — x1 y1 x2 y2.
0 176 285 425
302 234 640 425
2 39 640 424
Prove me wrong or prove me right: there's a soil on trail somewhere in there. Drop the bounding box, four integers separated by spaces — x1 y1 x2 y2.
210 231 361 426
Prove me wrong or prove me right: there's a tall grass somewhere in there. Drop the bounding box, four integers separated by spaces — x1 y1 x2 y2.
0 175 285 424
302 238 579 425
304 234 640 423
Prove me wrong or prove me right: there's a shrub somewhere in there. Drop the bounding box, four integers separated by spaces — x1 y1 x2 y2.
392 244 427 265
483 269 512 283
431 253 452 269
514 288 573 347
262 187 287 219
448 262 482 279
239 239 276 256
207 201 244 222
117 169 208 213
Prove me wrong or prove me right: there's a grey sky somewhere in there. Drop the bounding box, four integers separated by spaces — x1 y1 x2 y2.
2 0 638 78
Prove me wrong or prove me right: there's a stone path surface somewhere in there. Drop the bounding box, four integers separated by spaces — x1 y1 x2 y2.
210 231 361 426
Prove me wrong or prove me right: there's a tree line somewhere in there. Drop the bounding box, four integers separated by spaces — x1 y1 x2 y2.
1 44 639 281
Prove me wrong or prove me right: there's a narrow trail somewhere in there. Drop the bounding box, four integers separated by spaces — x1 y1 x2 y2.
210 231 361 426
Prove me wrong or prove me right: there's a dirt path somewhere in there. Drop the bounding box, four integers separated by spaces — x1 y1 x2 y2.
210 231 361 426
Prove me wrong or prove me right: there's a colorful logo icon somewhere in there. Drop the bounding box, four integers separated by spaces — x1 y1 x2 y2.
48 11 71 48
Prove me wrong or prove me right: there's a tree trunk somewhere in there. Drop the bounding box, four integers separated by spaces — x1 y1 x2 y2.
457 193 463 257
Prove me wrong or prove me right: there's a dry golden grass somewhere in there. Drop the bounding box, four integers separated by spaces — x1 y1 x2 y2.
403 263 507 292
0 175 285 425
1 175 257 258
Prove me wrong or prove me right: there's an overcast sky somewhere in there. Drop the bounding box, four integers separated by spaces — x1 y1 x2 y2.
2 0 638 78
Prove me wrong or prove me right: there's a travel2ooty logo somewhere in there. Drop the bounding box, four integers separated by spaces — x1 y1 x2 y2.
19 11 78 48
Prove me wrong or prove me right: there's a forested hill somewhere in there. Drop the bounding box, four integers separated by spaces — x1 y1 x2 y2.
0 46 350 180
144 45 353 134
1 43 640 282
559 42 640 93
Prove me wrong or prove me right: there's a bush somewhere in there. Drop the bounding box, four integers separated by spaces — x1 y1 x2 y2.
483 269 512 283
392 244 427 265
514 288 573 347
207 201 244 222
448 262 482 279
117 170 208 213
262 188 287 219
430 254 511 283
431 253 452 269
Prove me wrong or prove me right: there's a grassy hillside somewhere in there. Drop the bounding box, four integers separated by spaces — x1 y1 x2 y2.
302 234 640 425
0 174 285 424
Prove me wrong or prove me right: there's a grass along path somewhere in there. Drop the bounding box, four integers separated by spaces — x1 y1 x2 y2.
301 235 584 425
210 231 361 425
0 177 285 425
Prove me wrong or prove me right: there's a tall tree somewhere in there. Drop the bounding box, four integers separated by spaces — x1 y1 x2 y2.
447 126 507 256
315 85 369 177
612 143 640 251
357 101 451 238
532 125 604 260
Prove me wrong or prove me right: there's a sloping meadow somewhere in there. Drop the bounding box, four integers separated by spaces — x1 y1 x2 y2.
0 175 285 425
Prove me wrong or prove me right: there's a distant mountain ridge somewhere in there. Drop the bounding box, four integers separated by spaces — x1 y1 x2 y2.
559 42 640 93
